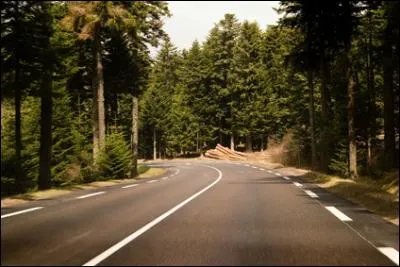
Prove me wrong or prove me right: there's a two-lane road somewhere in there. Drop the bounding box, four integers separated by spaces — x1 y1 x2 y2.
1 160 398 265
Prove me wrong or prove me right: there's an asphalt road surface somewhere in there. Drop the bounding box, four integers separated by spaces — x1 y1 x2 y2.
1 160 399 266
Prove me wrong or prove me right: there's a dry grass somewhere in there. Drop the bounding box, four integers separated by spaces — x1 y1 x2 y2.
136 168 167 179
303 171 399 224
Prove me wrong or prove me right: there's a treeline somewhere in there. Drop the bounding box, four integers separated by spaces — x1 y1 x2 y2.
1 1 170 196
140 1 399 178
1 1 399 197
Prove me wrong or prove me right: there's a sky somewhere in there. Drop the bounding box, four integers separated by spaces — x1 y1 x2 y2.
149 1 281 58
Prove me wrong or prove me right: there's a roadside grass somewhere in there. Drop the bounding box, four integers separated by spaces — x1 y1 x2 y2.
136 167 166 179
1 165 164 207
303 171 399 223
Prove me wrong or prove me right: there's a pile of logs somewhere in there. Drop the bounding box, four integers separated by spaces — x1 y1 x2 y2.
205 144 250 161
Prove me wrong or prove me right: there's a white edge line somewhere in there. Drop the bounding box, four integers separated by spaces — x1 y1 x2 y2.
283 176 291 180
259 168 265 171
146 180 158 184
76 191 105 199
82 164 222 266
325 206 353 222
161 177 168 180
122 184 138 189
251 166 257 169
1 207 43 219
378 247 399 266
293 182 303 187
267 170 273 173
304 190 319 198
274 173 282 176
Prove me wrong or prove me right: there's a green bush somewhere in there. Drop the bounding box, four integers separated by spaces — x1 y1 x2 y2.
97 132 132 180
329 140 349 177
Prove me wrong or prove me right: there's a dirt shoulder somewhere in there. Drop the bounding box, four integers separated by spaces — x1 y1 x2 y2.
1 167 167 208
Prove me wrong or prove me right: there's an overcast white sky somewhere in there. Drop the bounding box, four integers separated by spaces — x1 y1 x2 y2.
150 1 281 57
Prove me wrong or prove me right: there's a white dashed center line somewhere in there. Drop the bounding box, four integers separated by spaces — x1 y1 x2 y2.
1 207 43 219
76 192 105 199
122 184 138 189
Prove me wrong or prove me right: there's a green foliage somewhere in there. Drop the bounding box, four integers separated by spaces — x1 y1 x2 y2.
329 140 350 178
97 132 132 180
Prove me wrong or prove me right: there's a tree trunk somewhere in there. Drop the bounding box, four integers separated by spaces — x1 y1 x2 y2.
347 66 358 179
260 136 264 152
14 55 22 187
130 96 139 178
307 70 317 170
12 0 22 190
246 135 252 152
230 134 235 151
38 66 53 190
383 16 395 170
92 33 105 163
319 51 330 172
153 126 157 160
366 15 376 173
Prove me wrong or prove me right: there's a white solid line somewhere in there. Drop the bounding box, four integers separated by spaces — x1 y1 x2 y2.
122 184 138 189
304 190 319 198
259 168 265 171
325 206 353 222
1 207 43 219
76 191 105 199
378 247 399 265
293 182 303 187
146 180 158 184
274 172 282 176
161 177 168 180
283 176 291 180
82 165 223 266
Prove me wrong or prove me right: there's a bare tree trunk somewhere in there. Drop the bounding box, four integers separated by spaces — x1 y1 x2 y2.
38 66 52 190
383 15 395 170
347 67 358 179
92 33 105 163
130 96 138 178
14 55 22 187
366 15 376 173
246 135 252 152
261 136 264 152
320 52 330 172
307 70 317 170
230 134 235 151
153 126 157 160
12 0 23 190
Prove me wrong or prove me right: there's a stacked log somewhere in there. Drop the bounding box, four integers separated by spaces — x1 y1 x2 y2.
205 144 248 161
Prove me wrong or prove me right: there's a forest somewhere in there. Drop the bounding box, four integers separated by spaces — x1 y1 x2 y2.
1 1 399 197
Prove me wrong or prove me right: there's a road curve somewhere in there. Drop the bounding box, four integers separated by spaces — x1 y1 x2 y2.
1 160 398 266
